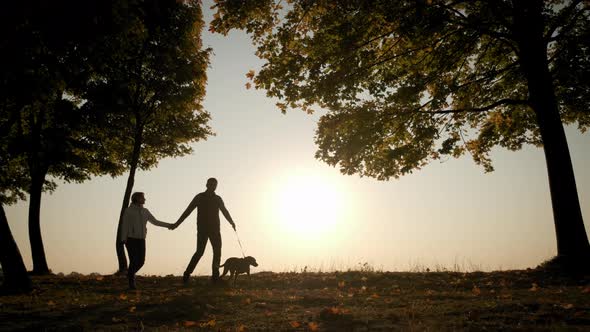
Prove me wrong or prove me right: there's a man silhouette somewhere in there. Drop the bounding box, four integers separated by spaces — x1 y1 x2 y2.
172 178 236 284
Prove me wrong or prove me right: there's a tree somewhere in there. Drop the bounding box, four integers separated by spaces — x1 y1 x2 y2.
0 148 31 293
81 0 212 273
1 1 126 275
211 0 590 266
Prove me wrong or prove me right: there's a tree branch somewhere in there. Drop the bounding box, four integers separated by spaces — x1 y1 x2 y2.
455 61 518 89
547 6 589 42
418 98 529 114
545 0 583 41
437 2 517 54
290 0 316 34
352 28 397 53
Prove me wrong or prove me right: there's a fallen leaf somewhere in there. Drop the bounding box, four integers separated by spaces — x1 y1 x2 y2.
529 283 539 292
200 319 216 328
472 286 481 296
581 286 590 294
112 317 122 323
129 306 136 313
47 300 56 306
96 276 104 281
308 322 319 331
562 303 574 310
320 307 345 320
237 324 246 332
119 294 128 300
337 281 346 289
290 321 301 328
371 293 380 299
183 321 197 327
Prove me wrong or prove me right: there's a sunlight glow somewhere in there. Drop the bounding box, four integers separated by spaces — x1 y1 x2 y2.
273 173 343 239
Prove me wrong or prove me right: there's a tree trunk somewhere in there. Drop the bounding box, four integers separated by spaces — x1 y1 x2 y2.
115 124 144 274
28 169 51 275
0 204 32 293
514 1 590 262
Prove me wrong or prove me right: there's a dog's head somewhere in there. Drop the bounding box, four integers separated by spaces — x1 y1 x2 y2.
245 256 258 267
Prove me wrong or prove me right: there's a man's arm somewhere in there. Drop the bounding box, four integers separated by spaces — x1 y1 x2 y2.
219 197 236 230
173 195 199 229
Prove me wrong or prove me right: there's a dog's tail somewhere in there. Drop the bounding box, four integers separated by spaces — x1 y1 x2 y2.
219 263 225 267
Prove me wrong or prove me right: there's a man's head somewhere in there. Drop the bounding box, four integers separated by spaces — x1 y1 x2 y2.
206 178 218 192
131 192 146 206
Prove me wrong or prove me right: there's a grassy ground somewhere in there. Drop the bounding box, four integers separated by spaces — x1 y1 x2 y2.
1 269 589 331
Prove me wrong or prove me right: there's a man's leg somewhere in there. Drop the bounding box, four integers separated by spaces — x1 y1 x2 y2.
210 231 222 282
183 231 208 283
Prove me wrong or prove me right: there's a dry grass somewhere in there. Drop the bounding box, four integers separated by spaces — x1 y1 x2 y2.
1 268 589 331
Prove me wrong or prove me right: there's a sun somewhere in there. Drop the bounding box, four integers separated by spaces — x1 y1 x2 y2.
273 173 343 238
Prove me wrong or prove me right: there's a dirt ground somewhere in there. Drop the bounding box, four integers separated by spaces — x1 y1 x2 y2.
1 269 589 331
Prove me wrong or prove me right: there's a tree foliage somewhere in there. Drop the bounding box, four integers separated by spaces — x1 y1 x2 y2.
84 0 212 175
211 0 589 178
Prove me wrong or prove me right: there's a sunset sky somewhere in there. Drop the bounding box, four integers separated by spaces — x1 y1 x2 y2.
4 3 590 276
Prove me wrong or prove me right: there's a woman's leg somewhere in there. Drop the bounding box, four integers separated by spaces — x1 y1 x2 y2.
125 238 145 289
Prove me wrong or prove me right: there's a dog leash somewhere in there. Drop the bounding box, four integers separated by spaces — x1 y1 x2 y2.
233 229 246 258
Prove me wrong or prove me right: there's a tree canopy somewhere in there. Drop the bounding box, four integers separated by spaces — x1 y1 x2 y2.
84 0 212 175
211 0 589 178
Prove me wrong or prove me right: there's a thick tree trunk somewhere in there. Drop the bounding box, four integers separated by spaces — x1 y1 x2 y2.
28 170 50 275
115 125 143 274
514 1 590 262
0 204 32 293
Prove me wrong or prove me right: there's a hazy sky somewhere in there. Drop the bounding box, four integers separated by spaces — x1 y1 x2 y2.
5 3 590 276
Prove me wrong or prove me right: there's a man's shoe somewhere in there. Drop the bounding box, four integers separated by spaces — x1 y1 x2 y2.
211 276 226 286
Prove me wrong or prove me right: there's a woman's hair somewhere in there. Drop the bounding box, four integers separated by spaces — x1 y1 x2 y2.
131 192 145 204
